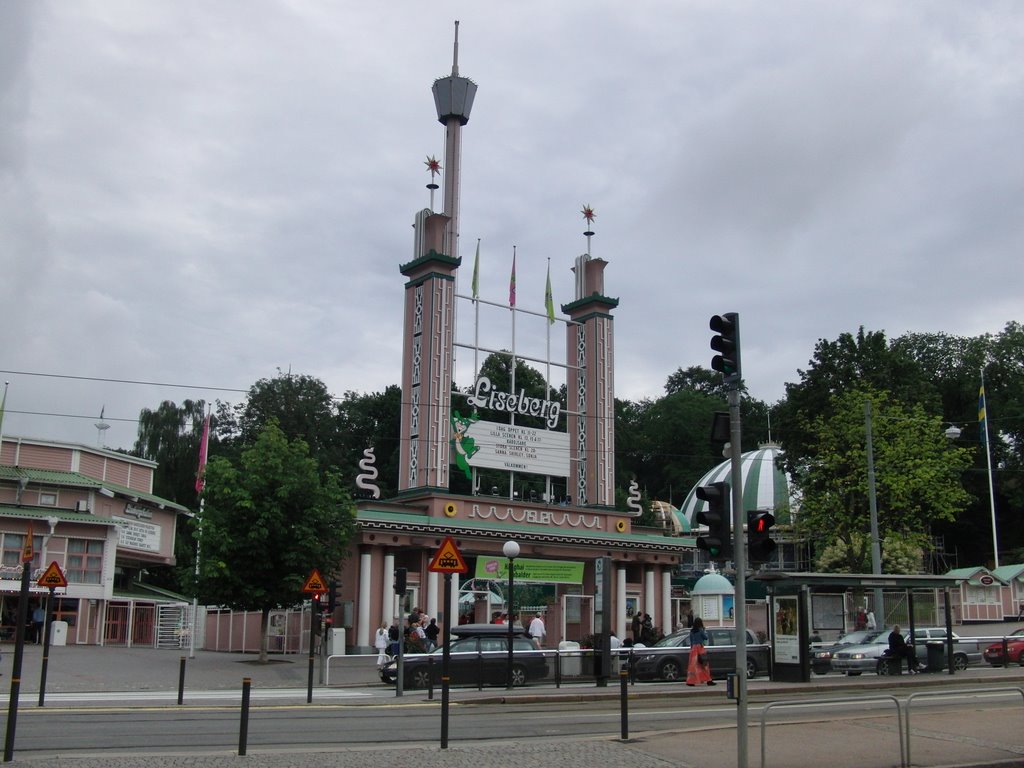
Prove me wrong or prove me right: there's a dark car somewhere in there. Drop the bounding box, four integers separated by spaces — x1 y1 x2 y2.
379 623 548 689
983 628 1024 666
812 630 887 675
630 627 769 682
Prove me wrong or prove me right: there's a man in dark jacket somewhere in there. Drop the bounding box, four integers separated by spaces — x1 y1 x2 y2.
888 625 922 673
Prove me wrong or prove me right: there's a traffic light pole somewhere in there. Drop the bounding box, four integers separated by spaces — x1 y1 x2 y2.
727 386 749 768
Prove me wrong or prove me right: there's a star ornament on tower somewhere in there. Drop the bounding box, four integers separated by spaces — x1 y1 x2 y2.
581 204 596 224
425 155 442 177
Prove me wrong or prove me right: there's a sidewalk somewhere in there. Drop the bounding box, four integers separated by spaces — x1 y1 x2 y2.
4 641 1024 768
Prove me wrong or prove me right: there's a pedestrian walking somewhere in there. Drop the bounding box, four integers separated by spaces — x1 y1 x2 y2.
528 612 546 648
686 617 715 686
374 622 390 668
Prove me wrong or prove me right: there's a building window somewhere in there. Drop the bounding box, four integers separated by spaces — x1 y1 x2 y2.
38 492 58 507
1 533 42 572
66 538 104 584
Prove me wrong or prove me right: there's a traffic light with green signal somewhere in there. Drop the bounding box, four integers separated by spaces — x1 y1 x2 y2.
710 312 741 388
747 510 776 564
695 481 732 561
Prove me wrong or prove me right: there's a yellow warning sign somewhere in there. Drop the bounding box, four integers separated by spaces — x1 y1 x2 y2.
302 568 327 594
22 523 34 562
428 536 468 573
37 561 68 589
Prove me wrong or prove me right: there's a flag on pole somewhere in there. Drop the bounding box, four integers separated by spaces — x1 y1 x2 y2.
545 261 555 324
978 382 987 445
471 239 480 300
195 411 211 494
509 248 517 308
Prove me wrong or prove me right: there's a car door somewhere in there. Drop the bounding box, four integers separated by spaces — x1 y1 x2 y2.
706 629 736 677
477 636 507 685
447 637 481 684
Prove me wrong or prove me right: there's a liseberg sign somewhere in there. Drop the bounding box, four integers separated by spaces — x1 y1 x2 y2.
450 376 570 478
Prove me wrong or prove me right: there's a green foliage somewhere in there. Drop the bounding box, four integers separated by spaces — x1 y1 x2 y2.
793 388 973 569
816 531 924 574
195 422 356 661
335 385 402 498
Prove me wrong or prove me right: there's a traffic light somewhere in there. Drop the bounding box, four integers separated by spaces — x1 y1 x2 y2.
695 481 731 561
710 313 741 387
747 510 776 564
393 567 407 595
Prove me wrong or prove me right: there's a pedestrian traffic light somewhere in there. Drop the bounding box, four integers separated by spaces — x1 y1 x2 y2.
710 312 741 387
393 567 407 595
695 481 731 561
747 510 776 564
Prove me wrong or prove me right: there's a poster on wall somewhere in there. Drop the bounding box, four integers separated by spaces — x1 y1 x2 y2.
773 595 800 663
699 595 720 620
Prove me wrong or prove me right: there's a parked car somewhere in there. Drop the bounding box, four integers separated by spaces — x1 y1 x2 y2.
630 627 769 682
812 630 887 675
379 623 548 689
982 628 1024 666
831 627 979 675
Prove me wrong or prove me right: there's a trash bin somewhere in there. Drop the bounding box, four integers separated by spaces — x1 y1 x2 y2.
559 640 581 676
925 641 946 672
50 620 68 646
327 627 346 655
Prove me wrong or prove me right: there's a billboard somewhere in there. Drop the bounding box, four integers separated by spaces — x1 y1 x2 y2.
462 419 570 477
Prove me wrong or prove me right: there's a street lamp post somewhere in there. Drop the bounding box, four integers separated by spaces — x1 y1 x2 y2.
502 540 519 689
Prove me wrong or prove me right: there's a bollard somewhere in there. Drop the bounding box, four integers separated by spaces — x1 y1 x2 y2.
238 677 252 756
554 649 561 688
619 667 629 741
1003 637 1010 669
427 655 434 700
177 657 186 705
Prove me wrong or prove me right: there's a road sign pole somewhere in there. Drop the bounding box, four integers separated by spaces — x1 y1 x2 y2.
440 572 452 749
37 587 56 707
4 558 32 762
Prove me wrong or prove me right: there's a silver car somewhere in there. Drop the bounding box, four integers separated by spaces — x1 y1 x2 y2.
831 627 980 675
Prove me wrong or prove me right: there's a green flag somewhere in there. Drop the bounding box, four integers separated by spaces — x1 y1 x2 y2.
472 239 480 300
545 261 555 324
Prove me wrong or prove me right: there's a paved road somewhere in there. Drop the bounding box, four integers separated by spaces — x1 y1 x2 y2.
2 631 1024 768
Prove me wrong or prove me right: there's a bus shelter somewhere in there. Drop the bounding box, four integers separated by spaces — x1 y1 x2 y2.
754 572 962 682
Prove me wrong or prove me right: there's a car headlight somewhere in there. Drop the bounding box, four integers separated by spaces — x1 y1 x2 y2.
850 653 864 660
638 654 656 663
814 652 832 660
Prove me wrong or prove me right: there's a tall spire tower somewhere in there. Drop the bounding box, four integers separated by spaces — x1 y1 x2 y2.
398 23 476 493
431 20 477 260
564 206 618 507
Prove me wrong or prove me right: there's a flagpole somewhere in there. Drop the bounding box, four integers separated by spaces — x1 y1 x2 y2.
509 246 517 501
980 370 1000 567
0 382 9 458
191 406 212 658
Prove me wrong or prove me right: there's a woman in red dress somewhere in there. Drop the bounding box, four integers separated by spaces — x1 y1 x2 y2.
686 616 715 686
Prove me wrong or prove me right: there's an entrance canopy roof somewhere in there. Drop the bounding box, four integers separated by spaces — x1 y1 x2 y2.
753 571 962 591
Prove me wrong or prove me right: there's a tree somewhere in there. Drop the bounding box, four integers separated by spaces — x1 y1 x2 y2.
133 399 210 504
233 371 343 473
195 422 356 662
132 399 210 592
775 327 936 476
816 531 924 575
336 385 402 497
792 388 973 572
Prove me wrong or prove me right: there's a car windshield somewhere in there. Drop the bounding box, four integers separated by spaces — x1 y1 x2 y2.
652 631 691 648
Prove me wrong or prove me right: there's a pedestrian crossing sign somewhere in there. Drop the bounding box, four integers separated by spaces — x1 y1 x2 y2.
428 537 468 573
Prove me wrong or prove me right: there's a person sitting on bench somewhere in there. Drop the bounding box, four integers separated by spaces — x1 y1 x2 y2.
888 625 923 673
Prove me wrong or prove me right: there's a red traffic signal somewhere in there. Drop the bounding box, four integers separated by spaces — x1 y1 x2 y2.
747 510 776 564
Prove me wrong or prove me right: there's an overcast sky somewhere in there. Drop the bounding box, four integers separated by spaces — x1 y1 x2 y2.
2 1 1022 453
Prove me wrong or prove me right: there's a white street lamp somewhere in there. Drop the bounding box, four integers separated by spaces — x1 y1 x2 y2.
502 540 520 689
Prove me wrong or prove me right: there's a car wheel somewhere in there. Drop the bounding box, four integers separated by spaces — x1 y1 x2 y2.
510 664 527 687
876 659 891 676
658 658 683 682
953 653 969 671
745 658 757 679
410 667 432 689
1017 653 1024 667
